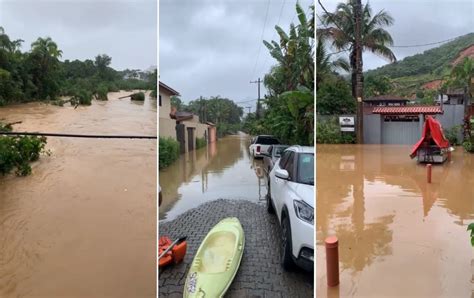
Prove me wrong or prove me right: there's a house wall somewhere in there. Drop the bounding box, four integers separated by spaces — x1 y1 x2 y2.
159 87 176 140
159 118 176 140
159 88 173 119
179 118 210 153
208 126 217 143
436 104 465 142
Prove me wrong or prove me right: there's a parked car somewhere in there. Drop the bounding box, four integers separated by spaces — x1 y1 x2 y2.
266 146 314 271
248 135 280 158
262 145 290 176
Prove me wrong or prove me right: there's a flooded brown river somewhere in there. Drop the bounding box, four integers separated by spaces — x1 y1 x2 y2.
316 145 473 297
0 91 156 297
159 133 265 221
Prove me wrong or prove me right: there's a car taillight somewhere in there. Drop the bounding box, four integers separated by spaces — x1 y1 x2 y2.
256 145 260 153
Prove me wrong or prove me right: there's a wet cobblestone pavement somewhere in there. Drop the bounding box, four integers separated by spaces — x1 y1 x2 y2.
159 199 313 297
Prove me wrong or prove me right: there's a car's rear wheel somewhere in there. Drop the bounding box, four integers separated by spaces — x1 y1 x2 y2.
266 180 274 214
281 214 295 270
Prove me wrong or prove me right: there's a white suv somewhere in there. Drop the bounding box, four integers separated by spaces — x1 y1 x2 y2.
267 146 314 271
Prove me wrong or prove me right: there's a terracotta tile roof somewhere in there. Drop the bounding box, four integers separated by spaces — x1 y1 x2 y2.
372 106 443 115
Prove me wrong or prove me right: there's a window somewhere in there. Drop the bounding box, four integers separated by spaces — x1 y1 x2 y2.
274 146 289 157
159 95 162 106
255 136 280 145
284 152 295 180
297 153 314 185
279 150 292 169
267 146 273 155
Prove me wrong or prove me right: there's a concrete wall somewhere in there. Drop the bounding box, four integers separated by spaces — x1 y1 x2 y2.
437 104 464 142
208 126 217 143
159 118 176 140
362 104 465 144
159 88 173 119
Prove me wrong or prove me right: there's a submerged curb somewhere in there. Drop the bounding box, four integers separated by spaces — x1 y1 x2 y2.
158 199 313 297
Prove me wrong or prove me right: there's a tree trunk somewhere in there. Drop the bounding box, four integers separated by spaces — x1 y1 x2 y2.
354 0 364 144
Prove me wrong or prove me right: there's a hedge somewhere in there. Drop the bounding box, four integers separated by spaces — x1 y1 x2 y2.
159 137 180 169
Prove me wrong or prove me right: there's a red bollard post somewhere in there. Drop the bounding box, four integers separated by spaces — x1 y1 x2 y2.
325 236 340 287
427 164 432 183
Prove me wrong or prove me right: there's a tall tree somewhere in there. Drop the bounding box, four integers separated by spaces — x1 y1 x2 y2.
29 37 63 99
94 54 112 80
319 0 396 142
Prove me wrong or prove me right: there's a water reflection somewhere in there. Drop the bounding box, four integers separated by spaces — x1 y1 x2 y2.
316 144 473 297
159 133 265 221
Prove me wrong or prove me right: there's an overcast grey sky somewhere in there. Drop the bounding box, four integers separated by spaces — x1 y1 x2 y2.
159 0 313 108
0 0 156 71
319 0 473 72
160 0 473 108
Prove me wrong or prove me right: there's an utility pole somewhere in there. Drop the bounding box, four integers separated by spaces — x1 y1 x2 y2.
354 0 364 144
250 78 262 119
245 106 252 114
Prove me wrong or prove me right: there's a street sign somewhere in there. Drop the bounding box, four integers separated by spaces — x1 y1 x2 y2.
341 127 355 132
339 116 355 132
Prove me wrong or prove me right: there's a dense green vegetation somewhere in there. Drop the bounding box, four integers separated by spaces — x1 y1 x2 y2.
0 122 48 176
196 137 207 149
316 118 355 144
159 137 180 170
365 33 474 97
367 33 474 79
468 223 474 246
242 3 314 146
175 96 243 137
0 27 155 106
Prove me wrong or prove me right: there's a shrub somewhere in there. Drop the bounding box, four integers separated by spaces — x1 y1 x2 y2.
71 89 92 106
316 119 355 144
468 223 474 246
107 83 119 92
96 84 108 101
159 137 180 169
196 137 207 149
463 138 474 153
444 125 461 145
0 134 47 176
131 92 145 101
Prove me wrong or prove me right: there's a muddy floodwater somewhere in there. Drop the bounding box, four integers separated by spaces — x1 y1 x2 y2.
0 91 156 297
159 133 265 221
316 145 473 297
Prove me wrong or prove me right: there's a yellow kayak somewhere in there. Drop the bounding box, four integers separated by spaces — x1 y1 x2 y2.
183 217 245 297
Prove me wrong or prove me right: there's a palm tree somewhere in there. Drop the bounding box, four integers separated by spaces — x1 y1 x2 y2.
31 37 62 59
316 35 350 90
318 0 396 97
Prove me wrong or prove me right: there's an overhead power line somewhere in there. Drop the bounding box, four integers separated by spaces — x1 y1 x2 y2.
318 1 460 50
234 98 258 105
251 0 271 79
389 37 458 48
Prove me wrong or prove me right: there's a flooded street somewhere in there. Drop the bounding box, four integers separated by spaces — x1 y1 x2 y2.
159 133 265 221
0 92 156 297
316 145 474 297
